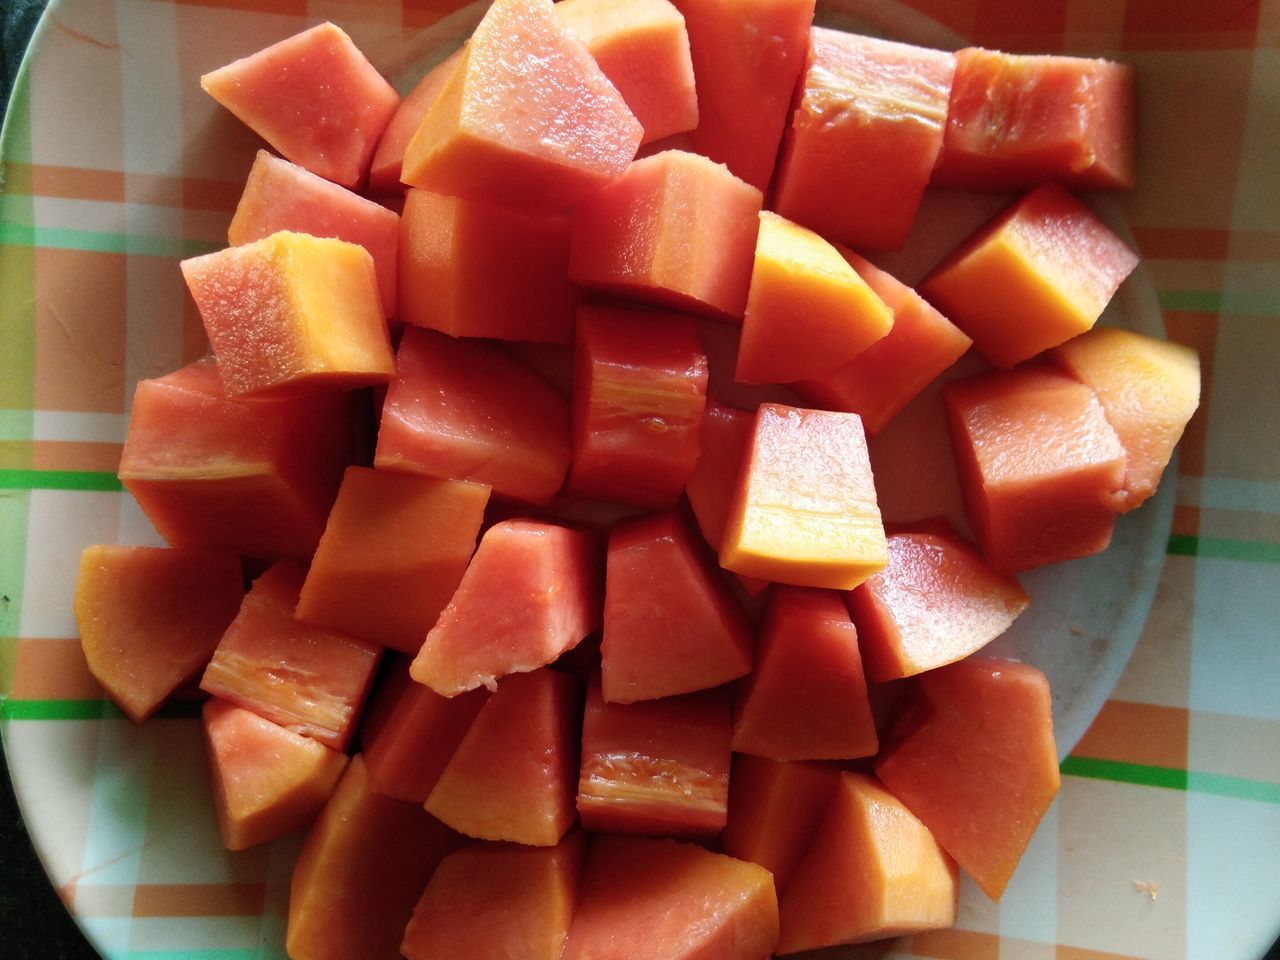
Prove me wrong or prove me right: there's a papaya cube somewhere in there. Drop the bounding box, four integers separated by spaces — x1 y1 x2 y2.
368 50 463 196
875 657 1061 901
426 669 581 847
360 658 490 803
201 22 399 189
118 358 363 561
602 512 752 703
399 189 578 344
721 403 888 590
934 48 1137 191
181 230 394 398
401 0 642 213
402 834 585 960
776 772 958 953
74 545 243 723
794 251 973 436
774 29 956 252
577 677 731 837
375 327 571 505
556 0 698 145
287 756 461 960
1052 327 1200 511
722 755 843 894
944 366 1127 573
295 466 490 653
569 150 763 320
733 587 878 761
847 529 1030 681
228 151 400 317
737 212 893 384
568 306 709 509
410 519 601 697
921 184 1140 369
200 562 382 751
562 836 779 960
684 401 752 553
202 698 348 851
678 0 815 191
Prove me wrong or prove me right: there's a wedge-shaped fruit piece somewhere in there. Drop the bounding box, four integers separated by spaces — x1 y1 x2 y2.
399 189 578 344
201 562 381 750
775 30 955 251
402 834 585 960
569 151 763 320
287 755 461 960
118 357 362 560
795 251 973 436
722 756 842 894
944 366 1126 573
733 587 877 760
722 403 888 589
375 328 571 505
401 0 642 212
922 184 1140 369
1051 327 1200 511
847 528 1029 681
684 401 751 552
411 520 600 696
74 545 243 723
203 698 347 851
602 512 752 703
181 231 393 398
202 22 399 189
563 836 779 960
426 669 581 846
934 48 1137 191
568 306 709 509
737 212 893 384
876 657 1060 900
228 151 400 317
296 466 490 653
360 658 490 803
556 0 698 145
369 50 463 195
578 678 731 836
776 772 958 953
677 0 815 191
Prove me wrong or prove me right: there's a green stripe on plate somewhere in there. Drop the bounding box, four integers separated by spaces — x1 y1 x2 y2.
0 469 123 491
1167 533 1280 564
0 698 203 722
1158 290 1280 316
0 222 219 258
1061 755 1280 804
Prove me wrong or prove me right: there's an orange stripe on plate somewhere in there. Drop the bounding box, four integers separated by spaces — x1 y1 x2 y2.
1231 229 1280 261
132 882 268 918
1130 227 1230 261
3 162 125 203
1072 699 1189 771
1172 504 1200 538
1056 945 1148 960
10 638 105 701
403 0 476 28
912 928 1000 960
31 441 124 473
171 0 308 15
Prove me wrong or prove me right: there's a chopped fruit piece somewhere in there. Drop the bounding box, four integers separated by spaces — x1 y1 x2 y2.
369 50 463 195
684 401 752 551
74 545 243 723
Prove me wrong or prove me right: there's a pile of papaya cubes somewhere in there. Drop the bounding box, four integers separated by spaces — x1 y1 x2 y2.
71 0 1204 956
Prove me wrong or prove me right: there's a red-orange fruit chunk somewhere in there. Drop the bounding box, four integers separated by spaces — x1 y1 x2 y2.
776 772 958 953
562 835 779 960
117 357 362 561
73 545 243 723
400 0 642 213
287 755 461 960
201 22 399 189
943 365 1127 573
202 698 348 851
577 677 731 837
368 49 462 195
602 512 752 703
875 656 1061 901
410 519 601 696
425 669 581 846
402 834 586 960
732 586 877 761
847 528 1030 681
200 562 381 751
296 466 490 653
